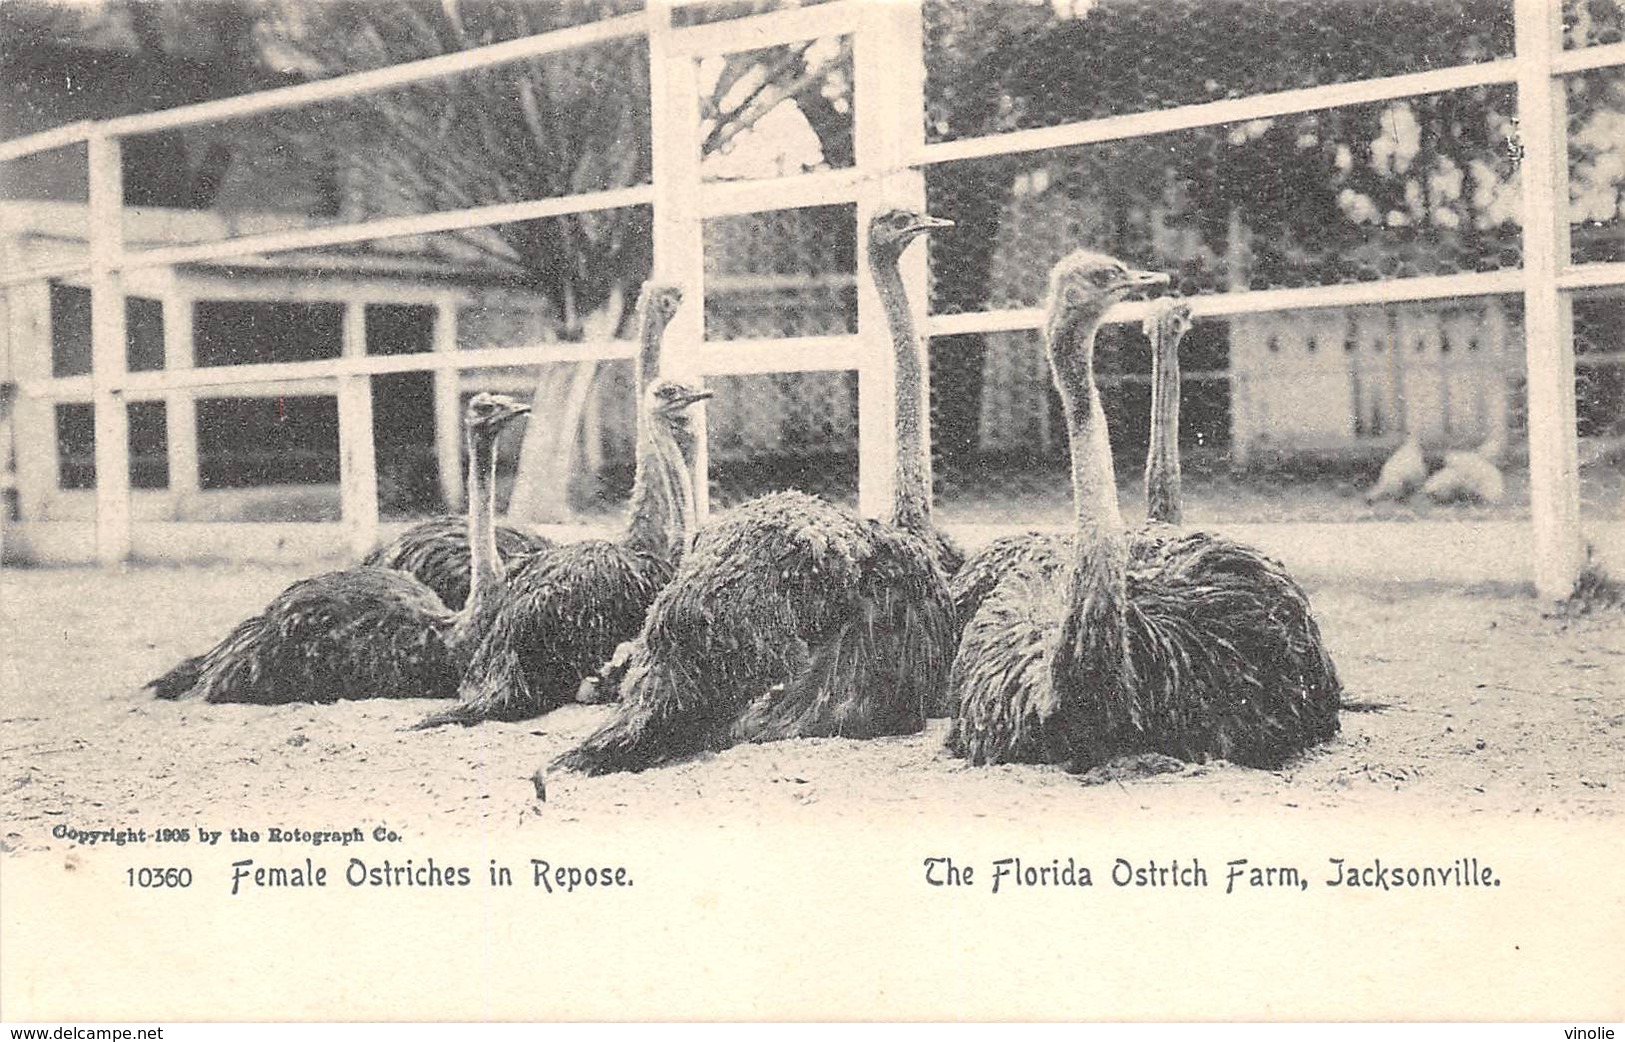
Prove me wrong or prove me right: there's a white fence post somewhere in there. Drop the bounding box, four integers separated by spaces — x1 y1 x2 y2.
853 0 928 519
87 133 131 565
160 288 199 501
1514 0 1584 600
432 300 463 512
338 302 379 556
649 0 710 519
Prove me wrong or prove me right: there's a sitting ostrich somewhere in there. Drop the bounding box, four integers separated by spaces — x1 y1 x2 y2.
947 251 1341 771
413 286 708 728
948 298 1193 632
361 285 689 607
145 394 531 704
553 208 960 774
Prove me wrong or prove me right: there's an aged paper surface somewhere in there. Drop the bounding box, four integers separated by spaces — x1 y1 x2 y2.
3 0 1623 1024
2 810 1623 1020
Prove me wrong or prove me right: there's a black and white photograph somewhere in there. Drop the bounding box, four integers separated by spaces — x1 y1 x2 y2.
1 0 1621 1027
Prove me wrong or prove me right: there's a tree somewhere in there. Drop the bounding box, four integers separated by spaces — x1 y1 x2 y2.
918 0 1545 463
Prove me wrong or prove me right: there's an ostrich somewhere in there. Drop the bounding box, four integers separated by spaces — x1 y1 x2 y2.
413 378 710 727
145 394 531 704
947 251 1341 771
360 285 686 607
412 287 706 728
947 299 1194 631
553 208 960 774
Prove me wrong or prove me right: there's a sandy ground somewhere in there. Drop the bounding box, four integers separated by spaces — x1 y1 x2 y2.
2 559 1621 855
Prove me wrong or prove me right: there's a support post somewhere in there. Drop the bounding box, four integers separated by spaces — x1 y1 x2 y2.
853 0 928 519
338 302 379 556
160 290 198 503
649 0 711 518
87 133 131 564
6 283 51 523
1514 0 1584 599
432 300 463 512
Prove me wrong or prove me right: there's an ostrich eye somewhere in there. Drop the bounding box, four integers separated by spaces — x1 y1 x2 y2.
890 212 912 230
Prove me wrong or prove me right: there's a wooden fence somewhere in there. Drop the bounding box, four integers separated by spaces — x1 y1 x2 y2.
2 0 1621 597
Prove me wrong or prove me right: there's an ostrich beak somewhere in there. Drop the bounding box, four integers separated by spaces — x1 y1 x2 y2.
1118 268 1171 299
906 214 955 238
674 389 714 409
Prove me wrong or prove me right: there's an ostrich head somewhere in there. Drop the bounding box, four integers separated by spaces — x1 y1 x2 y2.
644 378 712 437
641 283 684 333
464 393 530 437
1141 299 1194 346
1045 251 1169 362
867 208 954 262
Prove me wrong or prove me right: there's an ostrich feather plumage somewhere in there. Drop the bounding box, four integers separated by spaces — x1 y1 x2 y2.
554 490 955 774
950 530 1069 632
145 394 531 705
362 517 553 610
949 530 1342 769
418 541 674 725
552 210 960 774
947 252 1341 773
148 567 459 704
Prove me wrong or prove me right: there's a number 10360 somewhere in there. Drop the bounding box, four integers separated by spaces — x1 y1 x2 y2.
127 867 192 887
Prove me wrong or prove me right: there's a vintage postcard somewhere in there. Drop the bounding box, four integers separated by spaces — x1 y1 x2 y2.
2 0 1622 1025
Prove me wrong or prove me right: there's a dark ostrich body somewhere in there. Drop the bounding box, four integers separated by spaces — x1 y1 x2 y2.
946 253 1341 771
555 209 960 774
413 285 706 727
145 395 531 705
362 518 553 612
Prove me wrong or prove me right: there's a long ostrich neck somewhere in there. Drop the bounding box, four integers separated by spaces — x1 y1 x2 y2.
1047 309 1126 534
1047 305 1133 742
1144 318 1182 526
873 249 931 534
623 416 697 560
462 423 503 621
634 304 664 434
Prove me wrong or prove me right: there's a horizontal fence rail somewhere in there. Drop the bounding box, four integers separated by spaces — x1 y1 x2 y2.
667 0 861 56
916 59 1522 167
927 271 1533 339
16 340 637 399
0 13 649 163
118 186 656 273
